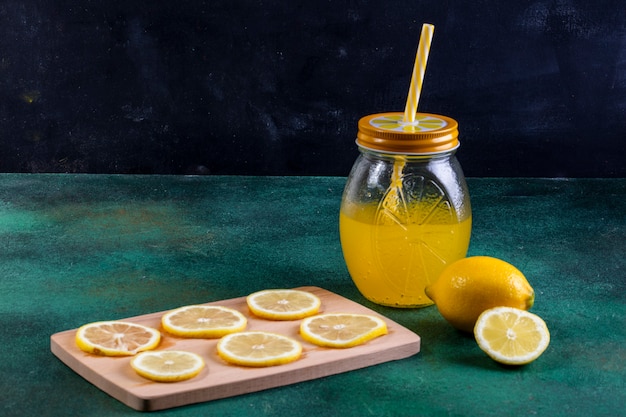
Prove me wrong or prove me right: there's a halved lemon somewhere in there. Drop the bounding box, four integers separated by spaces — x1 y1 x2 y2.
75 321 161 356
300 313 388 348
161 305 247 338
130 350 205 382
246 289 321 320
216 331 302 367
474 306 550 365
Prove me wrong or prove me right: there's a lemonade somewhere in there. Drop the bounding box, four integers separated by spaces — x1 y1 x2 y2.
341 111 471 307
340 204 471 307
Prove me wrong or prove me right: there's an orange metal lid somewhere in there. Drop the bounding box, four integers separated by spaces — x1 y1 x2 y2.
356 112 459 154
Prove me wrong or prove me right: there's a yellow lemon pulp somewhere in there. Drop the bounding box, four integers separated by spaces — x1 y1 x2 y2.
246 289 321 320
130 350 205 382
425 256 535 332
216 331 302 367
474 307 550 365
75 321 161 356
161 305 247 338
299 313 388 348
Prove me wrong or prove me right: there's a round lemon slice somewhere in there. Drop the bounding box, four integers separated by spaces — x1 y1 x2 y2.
216 331 302 367
474 306 550 365
75 321 161 356
300 313 388 348
161 305 247 338
131 350 205 382
246 289 321 320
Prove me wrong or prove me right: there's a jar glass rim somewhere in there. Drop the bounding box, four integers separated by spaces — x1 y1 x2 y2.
355 140 460 157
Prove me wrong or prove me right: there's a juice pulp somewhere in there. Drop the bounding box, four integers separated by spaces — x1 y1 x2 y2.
339 207 471 307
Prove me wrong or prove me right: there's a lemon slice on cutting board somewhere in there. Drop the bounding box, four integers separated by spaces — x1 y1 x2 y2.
300 313 387 348
246 289 321 320
216 331 302 367
161 305 247 338
131 350 205 382
75 321 161 356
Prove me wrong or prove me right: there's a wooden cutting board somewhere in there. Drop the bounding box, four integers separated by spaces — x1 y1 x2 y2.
50 286 421 411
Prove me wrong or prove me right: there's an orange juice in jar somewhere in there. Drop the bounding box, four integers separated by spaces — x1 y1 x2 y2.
339 113 471 307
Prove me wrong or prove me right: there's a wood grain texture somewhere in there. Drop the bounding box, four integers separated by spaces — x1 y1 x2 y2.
50 286 421 411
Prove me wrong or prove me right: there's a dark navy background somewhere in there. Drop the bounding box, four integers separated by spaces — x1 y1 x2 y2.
1 1 624 177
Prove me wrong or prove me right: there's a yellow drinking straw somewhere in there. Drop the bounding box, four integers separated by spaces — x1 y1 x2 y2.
403 23 435 124
388 24 435 214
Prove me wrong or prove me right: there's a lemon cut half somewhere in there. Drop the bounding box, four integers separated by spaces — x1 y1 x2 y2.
131 350 205 382
161 305 247 338
75 321 161 356
216 331 302 367
474 306 550 365
300 313 388 348
246 289 321 320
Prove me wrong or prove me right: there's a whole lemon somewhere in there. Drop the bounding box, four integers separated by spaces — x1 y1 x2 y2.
425 256 535 332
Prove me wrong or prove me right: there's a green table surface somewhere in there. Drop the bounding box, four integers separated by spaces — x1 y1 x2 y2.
1 174 624 416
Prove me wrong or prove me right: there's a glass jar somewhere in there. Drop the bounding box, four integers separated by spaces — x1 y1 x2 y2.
339 112 471 307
